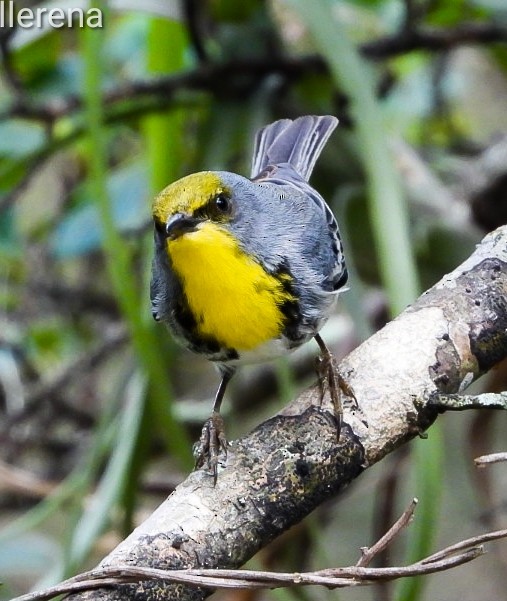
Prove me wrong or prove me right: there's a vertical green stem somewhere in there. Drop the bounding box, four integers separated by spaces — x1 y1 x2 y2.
145 18 187 191
396 429 444 601
288 0 419 315
82 9 192 468
287 4 442 600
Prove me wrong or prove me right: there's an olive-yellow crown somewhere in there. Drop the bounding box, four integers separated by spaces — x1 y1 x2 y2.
153 172 232 227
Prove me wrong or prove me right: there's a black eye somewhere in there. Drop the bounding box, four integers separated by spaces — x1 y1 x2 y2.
335 267 348 289
214 194 230 213
154 219 165 235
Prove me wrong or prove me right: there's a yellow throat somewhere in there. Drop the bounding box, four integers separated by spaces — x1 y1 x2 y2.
167 221 293 351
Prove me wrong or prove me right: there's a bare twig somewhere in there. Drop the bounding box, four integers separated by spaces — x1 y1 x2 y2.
0 458 57 497
31 280 119 317
182 0 210 63
475 452 507 467
10 525 506 601
0 326 128 435
0 127 82 213
29 326 127 404
361 22 507 59
0 23 23 96
0 56 324 125
370 448 410 601
357 498 418 567
421 529 507 564
401 0 418 32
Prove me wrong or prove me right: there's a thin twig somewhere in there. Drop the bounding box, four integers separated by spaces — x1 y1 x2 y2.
362 22 507 59
357 498 418 567
0 327 128 434
26 327 128 406
370 448 410 601
0 458 57 497
0 126 82 213
183 0 210 63
319 547 484 580
0 24 23 96
420 529 507 564
9 511 507 601
475 452 507 466
8 547 487 601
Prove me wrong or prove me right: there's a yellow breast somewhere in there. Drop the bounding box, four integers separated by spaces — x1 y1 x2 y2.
167 222 293 351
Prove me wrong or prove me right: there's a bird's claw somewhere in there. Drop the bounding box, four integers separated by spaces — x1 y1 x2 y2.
316 353 343 437
194 411 228 483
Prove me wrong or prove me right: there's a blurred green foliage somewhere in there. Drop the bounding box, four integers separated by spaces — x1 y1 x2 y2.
1 0 507 599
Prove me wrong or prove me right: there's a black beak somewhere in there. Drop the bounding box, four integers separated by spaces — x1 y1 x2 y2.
164 213 200 240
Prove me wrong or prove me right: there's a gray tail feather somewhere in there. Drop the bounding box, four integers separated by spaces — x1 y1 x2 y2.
250 115 338 181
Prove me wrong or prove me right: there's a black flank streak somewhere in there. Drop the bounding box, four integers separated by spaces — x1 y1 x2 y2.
273 261 304 343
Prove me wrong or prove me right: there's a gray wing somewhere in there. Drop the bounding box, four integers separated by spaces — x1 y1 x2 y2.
250 115 338 182
266 172 347 292
250 115 346 292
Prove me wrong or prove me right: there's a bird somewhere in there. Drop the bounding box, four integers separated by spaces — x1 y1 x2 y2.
151 115 348 480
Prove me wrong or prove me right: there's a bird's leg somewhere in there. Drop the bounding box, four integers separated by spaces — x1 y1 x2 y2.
194 369 232 483
314 333 347 439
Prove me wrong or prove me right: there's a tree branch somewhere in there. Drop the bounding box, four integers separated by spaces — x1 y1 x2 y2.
361 22 507 59
2 22 506 126
475 452 507 466
46 224 507 601
429 391 507 411
3 21 506 216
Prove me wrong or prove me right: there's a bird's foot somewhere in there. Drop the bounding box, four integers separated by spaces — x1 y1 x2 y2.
193 411 228 483
316 357 366 434
316 353 343 436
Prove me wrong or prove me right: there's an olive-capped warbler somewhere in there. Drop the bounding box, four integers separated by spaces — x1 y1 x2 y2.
151 115 348 479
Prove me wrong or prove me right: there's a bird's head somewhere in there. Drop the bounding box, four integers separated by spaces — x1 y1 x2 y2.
152 171 235 241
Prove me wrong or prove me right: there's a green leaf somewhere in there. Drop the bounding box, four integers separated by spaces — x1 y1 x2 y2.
51 162 149 257
81 11 193 468
395 426 444 601
0 121 46 158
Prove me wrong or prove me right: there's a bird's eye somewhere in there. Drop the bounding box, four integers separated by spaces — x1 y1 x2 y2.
154 219 165 235
335 267 348 289
214 194 230 213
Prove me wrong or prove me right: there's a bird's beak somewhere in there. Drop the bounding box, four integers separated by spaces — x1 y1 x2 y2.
164 213 200 240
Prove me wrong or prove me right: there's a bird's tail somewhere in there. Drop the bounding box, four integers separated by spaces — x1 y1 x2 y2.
250 115 338 181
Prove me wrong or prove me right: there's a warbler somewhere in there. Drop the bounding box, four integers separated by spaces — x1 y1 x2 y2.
151 115 348 478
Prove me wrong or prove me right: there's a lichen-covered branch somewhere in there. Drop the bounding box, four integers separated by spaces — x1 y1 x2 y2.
65 226 507 601
429 391 507 411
